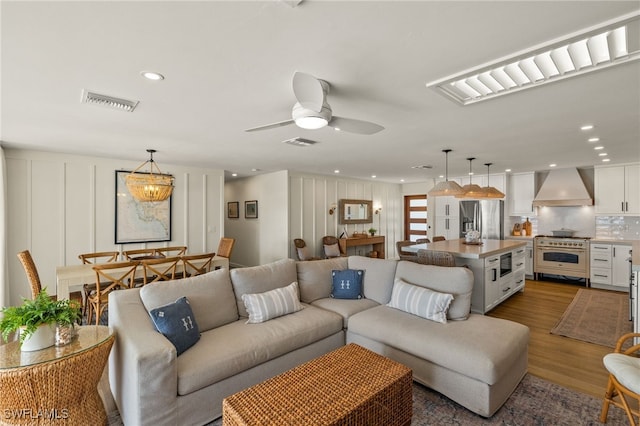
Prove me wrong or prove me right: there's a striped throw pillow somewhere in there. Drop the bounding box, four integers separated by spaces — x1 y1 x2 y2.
242 281 303 323
387 278 453 324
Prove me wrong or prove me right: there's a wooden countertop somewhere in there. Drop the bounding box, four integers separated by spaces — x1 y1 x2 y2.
405 238 526 259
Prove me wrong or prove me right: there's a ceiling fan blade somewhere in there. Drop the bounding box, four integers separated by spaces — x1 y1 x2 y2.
245 119 295 132
292 71 325 112
328 116 384 135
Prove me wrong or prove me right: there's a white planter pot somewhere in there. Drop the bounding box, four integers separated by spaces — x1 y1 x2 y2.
20 323 55 352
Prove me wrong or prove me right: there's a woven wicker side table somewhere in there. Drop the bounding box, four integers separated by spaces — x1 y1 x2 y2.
223 343 412 426
0 325 114 425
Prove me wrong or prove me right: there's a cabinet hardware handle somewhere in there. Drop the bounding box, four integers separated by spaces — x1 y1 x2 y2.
516 262 524 267
594 274 608 278
503 287 511 292
626 201 629 212
594 258 608 261
622 201 625 212
516 280 524 284
613 247 616 256
492 269 497 281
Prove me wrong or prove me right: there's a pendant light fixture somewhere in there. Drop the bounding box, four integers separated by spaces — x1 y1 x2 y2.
125 149 175 202
428 149 465 197
457 157 484 198
480 162 505 199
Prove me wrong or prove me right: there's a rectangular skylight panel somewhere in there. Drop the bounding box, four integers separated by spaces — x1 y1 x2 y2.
550 46 576 74
489 67 517 89
533 52 560 78
567 39 592 70
465 76 493 95
504 63 531 86
519 57 545 82
587 33 611 65
478 71 505 92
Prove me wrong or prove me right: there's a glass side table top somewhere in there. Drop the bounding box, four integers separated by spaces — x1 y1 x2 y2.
0 325 112 369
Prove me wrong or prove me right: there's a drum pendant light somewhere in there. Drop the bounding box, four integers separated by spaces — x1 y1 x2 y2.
125 149 174 202
428 149 464 196
457 157 484 198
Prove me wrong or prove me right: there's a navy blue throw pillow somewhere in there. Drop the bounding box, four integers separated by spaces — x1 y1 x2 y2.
331 269 364 299
149 296 200 356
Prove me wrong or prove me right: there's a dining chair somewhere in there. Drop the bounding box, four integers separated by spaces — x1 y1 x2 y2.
154 246 187 257
416 238 431 244
123 248 162 261
416 249 456 267
217 238 236 258
601 332 640 425
16 250 42 299
181 252 216 277
78 251 120 321
141 256 181 285
322 236 342 258
88 261 139 325
432 236 446 242
396 241 417 261
294 239 321 261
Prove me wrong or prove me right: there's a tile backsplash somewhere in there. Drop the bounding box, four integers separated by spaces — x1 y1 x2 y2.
596 216 640 240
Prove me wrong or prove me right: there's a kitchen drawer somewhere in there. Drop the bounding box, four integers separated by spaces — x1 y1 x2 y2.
512 271 526 292
591 267 612 285
513 255 526 272
590 254 611 268
591 244 612 254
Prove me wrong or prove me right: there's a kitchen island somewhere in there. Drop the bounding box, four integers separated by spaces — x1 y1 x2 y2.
406 239 527 314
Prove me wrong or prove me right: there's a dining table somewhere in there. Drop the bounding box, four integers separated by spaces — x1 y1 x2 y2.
55 255 230 300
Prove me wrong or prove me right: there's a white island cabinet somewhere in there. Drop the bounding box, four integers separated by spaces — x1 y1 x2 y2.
591 242 632 291
404 239 527 314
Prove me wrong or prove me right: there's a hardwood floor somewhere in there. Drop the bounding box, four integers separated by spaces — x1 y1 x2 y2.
488 279 614 399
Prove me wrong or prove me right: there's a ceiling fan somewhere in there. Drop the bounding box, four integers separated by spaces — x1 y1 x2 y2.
245 72 384 135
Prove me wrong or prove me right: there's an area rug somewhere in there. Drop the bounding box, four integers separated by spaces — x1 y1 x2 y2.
551 288 632 349
108 374 626 425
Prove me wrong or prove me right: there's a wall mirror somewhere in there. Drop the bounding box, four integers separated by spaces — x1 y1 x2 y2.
338 199 372 224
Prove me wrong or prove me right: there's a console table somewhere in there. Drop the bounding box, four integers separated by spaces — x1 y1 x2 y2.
339 236 385 259
0 325 114 425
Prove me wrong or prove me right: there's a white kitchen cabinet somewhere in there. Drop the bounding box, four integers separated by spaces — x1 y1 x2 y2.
507 172 536 216
506 237 534 277
484 255 501 312
595 164 640 215
591 242 631 290
431 195 460 240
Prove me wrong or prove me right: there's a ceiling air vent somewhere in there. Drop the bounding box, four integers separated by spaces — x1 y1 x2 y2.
282 137 317 147
81 90 139 112
411 165 433 169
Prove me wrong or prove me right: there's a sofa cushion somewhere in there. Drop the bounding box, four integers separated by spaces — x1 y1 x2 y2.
296 257 348 303
394 260 473 320
347 256 398 304
140 268 238 332
387 278 453 324
149 296 200 356
230 259 298 318
348 306 529 385
176 305 343 395
311 298 379 328
331 269 363 299
242 281 303 323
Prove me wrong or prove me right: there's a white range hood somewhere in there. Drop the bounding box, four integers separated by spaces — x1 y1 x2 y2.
532 168 593 207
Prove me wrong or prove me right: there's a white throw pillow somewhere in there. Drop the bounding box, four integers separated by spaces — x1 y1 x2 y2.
242 281 303 323
387 278 453 324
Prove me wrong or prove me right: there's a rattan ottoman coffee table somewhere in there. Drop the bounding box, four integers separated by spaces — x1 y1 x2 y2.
222 343 413 425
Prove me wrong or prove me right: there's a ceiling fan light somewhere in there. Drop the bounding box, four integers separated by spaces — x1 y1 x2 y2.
294 116 328 130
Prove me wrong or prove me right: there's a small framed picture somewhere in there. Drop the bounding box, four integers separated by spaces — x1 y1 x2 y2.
245 200 258 219
227 201 239 219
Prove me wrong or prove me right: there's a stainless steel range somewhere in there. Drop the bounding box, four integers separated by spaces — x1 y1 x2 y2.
534 236 590 284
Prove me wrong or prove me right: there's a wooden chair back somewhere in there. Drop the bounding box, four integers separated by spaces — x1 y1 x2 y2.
123 248 162 261
601 332 640 424
181 252 216 277
396 241 415 256
322 236 342 258
16 250 42 299
79 251 119 264
141 257 180 285
432 236 446 242
154 246 187 257
89 261 139 325
415 238 431 244
217 238 235 258
416 249 456 267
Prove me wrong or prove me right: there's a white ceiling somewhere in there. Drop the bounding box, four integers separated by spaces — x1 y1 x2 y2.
2 1 639 183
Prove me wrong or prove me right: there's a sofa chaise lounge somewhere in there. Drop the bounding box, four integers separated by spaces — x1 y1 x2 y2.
109 256 529 425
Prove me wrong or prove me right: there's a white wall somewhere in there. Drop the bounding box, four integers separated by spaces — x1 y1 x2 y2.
224 171 289 267
289 172 403 259
5 149 224 305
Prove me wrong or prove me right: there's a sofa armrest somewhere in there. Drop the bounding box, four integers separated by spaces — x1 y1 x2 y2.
109 288 178 426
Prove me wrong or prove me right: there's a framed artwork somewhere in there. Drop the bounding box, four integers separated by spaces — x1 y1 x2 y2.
114 170 172 244
245 200 258 219
228 201 239 219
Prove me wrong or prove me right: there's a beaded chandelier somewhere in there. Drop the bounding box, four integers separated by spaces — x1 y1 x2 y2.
125 149 174 202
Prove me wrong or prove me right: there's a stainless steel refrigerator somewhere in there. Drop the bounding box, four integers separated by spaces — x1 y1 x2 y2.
459 200 504 240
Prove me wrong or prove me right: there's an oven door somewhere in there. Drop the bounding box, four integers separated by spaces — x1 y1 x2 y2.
535 246 588 278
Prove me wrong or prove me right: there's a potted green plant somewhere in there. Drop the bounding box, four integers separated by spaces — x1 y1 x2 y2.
0 288 81 351
368 228 377 237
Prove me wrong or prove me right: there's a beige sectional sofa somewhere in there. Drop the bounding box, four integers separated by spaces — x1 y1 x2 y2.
109 256 529 425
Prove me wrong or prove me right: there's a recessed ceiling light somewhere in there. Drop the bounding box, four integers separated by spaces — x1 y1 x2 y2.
400 179 405 182
141 71 165 81
588 137 600 142
599 152 608 156
371 175 377 179
549 164 557 167
439 175 444 178
231 173 238 177
251 168 260 172
594 146 604 150
580 124 595 131
334 170 340 174
602 158 611 162
505 169 512 172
